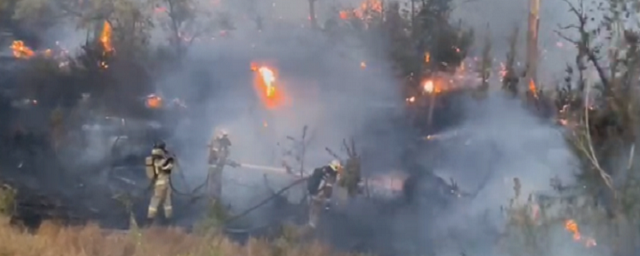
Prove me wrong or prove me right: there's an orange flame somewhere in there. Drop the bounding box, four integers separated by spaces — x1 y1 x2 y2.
251 63 284 109
339 0 382 21
422 79 442 94
529 79 538 98
339 10 350 19
564 219 597 248
146 95 163 109
10 41 34 59
100 21 113 53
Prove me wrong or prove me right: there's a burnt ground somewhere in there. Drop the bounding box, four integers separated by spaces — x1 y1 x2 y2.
0 139 126 229
0 129 209 230
0 131 304 236
0 94 470 256
0 133 464 255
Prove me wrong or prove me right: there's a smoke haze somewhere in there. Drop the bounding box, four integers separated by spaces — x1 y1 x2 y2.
4 0 604 254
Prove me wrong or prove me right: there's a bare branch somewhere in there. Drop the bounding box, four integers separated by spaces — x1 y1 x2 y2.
325 147 343 162
582 83 616 195
554 30 579 45
342 138 350 155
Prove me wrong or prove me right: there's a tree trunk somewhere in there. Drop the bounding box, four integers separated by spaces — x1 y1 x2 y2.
309 0 317 29
524 0 539 100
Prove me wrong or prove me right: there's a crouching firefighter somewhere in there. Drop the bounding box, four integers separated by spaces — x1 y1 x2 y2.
207 130 238 199
306 160 342 229
145 141 174 225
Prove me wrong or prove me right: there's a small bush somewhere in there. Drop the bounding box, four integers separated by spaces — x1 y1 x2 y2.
0 185 16 217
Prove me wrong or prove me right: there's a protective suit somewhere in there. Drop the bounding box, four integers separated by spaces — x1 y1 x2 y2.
207 132 232 198
307 160 342 228
147 145 174 224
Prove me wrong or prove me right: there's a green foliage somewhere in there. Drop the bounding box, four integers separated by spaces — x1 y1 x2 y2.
16 57 81 108
0 185 16 217
0 0 17 25
414 0 473 73
10 0 56 30
272 223 305 255
195 199 229 235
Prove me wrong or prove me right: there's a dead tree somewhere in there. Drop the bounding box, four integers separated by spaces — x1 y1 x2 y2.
308 0 318 29
280 125 314 176
326 137 362 197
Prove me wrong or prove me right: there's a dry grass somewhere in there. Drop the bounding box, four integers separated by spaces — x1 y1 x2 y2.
0 217 354 256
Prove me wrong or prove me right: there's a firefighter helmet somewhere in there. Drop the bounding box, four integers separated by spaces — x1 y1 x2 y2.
329 159 342 172
151 148 164 156
213 128 228 139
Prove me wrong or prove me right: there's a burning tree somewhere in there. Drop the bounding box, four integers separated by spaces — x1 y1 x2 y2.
494 0 640 255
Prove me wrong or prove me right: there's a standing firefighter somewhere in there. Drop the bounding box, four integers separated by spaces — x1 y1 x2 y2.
207 130 235 198
307 159 342 228
145 141 174 225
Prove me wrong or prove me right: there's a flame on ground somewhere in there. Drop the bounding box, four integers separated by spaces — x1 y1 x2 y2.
251 62 284 109
11 41 34 59
564 219 597 248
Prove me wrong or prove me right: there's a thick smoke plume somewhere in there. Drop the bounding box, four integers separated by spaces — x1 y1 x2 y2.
161 21 404 215
425 93 581 255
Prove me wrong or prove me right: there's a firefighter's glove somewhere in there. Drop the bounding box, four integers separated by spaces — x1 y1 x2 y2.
228 161 240 168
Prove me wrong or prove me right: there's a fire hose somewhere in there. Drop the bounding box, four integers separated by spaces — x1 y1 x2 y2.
107 139 310 230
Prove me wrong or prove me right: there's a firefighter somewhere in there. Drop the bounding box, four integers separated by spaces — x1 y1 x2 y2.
207 130 234 198
306 159 342 228
146 141 174 225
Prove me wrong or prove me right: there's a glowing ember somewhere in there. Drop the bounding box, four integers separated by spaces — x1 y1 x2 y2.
339 11 350 19
155 6 167 13
146 95 163 109
100 21 114 53
529 80 538 98
423 80 435 93
10 41 34 59
406 96 415 103
251 62 284 109
424 52 430 63
360 61 366 69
